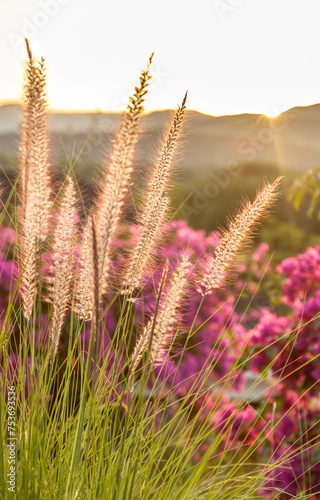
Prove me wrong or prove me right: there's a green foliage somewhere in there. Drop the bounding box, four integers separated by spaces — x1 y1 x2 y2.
288 166 320 219
259 215 320 262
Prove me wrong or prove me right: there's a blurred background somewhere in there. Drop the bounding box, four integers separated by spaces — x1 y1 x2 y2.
1 0 320 261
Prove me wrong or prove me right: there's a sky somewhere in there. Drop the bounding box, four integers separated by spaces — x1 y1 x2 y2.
1 0 320 117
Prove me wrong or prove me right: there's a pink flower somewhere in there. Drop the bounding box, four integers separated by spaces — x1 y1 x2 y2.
253 242 269 262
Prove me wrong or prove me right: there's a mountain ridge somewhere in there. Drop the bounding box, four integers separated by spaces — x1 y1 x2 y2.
1 103 320 174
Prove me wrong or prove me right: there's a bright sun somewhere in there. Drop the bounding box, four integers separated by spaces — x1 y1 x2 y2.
263 107 282 119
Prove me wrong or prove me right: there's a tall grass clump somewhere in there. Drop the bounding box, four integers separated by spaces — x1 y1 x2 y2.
0 40 320 500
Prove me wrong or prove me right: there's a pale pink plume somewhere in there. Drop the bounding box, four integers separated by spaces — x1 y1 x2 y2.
50 177 78 361
129 255 191 381
197 177 282 296
18 39 53 320
94 53 154 297
123 92 188 294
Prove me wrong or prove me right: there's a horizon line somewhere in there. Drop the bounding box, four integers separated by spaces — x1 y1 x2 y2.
1 98 320 120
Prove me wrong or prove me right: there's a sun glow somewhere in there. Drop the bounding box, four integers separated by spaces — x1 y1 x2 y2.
262 108 283 119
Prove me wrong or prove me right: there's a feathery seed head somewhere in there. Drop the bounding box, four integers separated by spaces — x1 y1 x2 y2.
129 255 191 381
197 177 282 296
88 54 154 304
50 177 78 361
123 94 188 293
18 39 53 319
150 255 191 363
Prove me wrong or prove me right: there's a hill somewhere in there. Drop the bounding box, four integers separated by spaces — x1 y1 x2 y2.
1 103 320 178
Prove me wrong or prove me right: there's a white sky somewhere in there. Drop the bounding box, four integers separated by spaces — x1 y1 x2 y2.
1 0 320 116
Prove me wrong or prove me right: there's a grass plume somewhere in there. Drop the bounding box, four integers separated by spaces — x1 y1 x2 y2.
197 177 282 296
123 92 188 293
91 52 154 306
18 39 53 320
130 255 191 383
20 38 52 239
129 261 169 381
49 177 78 361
